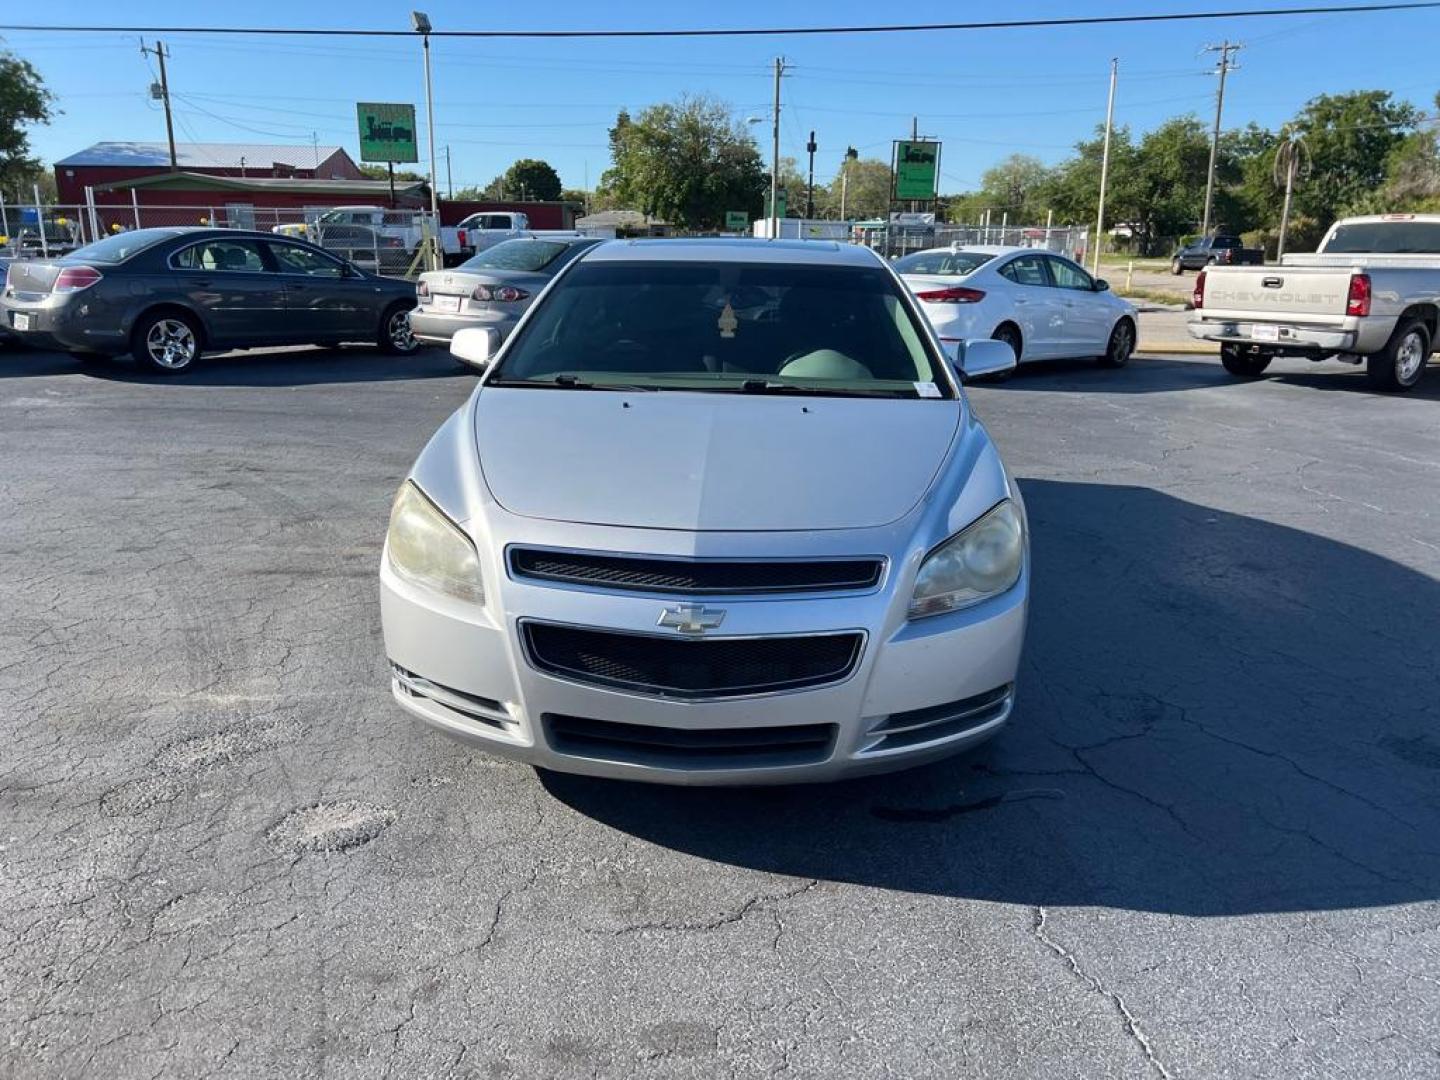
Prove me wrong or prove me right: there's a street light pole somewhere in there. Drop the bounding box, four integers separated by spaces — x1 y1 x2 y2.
770 56 784 239
805 130 817 220
1201 41 1241 238
1093 58 1118 275
414 11 441 269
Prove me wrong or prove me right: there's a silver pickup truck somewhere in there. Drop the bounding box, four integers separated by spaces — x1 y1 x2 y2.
1188 214 1440 391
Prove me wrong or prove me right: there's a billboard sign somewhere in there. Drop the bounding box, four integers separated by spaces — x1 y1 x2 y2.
892 140 941 201
724 210 749 230
357 102 419 164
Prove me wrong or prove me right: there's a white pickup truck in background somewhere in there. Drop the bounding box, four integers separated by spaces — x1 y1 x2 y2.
453 211 531 256
1188 214 1440 391
272 206 473 267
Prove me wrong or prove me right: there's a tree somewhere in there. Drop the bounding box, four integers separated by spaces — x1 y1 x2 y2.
978 153 1055 221
598 96 766 229
1289 91 1418 226
502 158 562 201
359 164 426 182
824 158 892 220
0 50 55 197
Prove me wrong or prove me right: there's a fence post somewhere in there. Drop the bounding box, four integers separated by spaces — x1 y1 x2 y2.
0 190 8 242
132 190 142 230
85 186 100 243
32 184 48 258
1126 261 1134 292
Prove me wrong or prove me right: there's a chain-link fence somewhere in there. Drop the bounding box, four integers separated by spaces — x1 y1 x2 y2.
0 197 455 277
854 222 1090 262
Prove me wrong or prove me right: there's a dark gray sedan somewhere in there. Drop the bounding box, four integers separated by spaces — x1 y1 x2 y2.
409 236 602 349
0 227 419 374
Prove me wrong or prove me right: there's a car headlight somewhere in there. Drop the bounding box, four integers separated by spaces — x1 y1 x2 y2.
386 482 484 603
908 500 1024 619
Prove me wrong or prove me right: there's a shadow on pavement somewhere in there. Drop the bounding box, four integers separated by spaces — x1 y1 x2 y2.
984 355 1230 394
0 344 469 387
542 479 1440 917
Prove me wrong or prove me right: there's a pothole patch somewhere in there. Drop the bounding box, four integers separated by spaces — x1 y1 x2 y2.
155 718 304 774
267 801 396 854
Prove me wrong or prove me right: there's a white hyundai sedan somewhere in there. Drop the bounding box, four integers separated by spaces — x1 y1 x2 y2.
897 245 1137 370
380 239 1029 785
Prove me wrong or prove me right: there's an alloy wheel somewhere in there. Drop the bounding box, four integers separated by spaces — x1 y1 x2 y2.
146 319 197 369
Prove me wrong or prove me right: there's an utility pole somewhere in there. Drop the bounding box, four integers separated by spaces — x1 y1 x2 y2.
139 40 178 170
445 146 453 199
413 11 441 269
1093 58 1118 275
839 145 858 222
769 56 784 239
1201 40 1241 238
805 130 817 220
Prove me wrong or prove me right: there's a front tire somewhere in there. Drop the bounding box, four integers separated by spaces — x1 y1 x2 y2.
1170 257 1183 275
377 304 419 355
1220 343 1272 378
131 311 201 374
1366 318 1430 392
1098 318 1135 368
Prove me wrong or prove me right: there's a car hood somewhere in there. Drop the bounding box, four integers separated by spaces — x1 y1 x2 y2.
473 388 961 531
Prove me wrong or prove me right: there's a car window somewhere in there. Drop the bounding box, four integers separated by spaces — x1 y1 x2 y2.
461 239 571 273
999 255 1050 287
173 239 268 273
893 250 996 276
492 261 951 398
1323 220 1440 254
1211 236 1241 249
68 229 181 265
1047 257 1094 291
267 243 345 277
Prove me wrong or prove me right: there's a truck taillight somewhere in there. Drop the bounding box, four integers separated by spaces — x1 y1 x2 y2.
1193 269 1206 309
457 229 467 247
1347 274 1371 317
53 265 103 293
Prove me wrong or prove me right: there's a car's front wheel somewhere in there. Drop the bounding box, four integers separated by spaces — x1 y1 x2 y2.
378 304 419 355
131 311 201 374
1220 343 1272 378
1170 257 1183 275
1097 318 1134 368
1366 317 1430 392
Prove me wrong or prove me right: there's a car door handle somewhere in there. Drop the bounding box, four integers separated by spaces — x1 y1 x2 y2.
192 279 212 288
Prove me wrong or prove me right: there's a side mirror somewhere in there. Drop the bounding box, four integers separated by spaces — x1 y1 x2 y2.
1093 278 1110 292
952 338 1017 382
451 327 500 371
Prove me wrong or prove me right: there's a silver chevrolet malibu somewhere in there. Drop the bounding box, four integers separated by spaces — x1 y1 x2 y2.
380 238 1028 784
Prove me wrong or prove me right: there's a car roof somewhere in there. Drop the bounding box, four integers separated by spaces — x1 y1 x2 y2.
901 244 1030 258
583 237 882 266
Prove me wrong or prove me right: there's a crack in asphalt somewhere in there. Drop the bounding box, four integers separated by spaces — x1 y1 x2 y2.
1031 906 1174 1079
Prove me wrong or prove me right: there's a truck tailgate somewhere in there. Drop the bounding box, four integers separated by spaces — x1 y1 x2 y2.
1200 265 1353 320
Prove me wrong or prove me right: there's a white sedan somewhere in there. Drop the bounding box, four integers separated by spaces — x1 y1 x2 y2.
897 245 1137 371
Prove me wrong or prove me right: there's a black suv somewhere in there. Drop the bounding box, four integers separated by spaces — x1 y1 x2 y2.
1170 234 1263 274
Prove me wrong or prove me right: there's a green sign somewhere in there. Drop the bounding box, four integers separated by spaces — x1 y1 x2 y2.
725 210 749 230
893 140 940 201
763 188 788 219
357 102 419 164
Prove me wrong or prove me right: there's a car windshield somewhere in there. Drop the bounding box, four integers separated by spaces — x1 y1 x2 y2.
894 250 996 276
1323 220 1440 254
489 260 952 399
461 239 571 273
66 229 179 264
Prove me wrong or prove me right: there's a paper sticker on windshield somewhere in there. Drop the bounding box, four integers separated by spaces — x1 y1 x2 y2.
915 382 941 398
718 301 738 339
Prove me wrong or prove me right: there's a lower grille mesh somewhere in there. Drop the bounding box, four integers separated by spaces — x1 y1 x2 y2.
545 713 836 769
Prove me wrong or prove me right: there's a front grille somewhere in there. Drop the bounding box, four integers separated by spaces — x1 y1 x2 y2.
509 548 883 595
544 713 836 770
522 621 863 699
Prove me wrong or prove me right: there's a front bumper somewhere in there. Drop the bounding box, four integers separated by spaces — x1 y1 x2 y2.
380 552 1027 786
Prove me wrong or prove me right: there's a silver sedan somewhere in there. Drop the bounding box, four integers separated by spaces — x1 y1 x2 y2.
381 238 1029 784
409 236 600 349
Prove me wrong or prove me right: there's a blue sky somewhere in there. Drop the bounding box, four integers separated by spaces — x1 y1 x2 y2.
7 1 1439 196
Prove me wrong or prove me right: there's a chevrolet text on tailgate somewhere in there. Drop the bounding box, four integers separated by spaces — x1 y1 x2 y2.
379 238 1030 785
1188 213 1440 391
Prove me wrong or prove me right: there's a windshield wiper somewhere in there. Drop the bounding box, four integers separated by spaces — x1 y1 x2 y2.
735 379 914 398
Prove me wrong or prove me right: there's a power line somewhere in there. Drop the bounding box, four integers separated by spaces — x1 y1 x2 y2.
4 3 1440 39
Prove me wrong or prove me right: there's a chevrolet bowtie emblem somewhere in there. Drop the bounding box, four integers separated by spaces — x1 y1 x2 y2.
657 604 726 635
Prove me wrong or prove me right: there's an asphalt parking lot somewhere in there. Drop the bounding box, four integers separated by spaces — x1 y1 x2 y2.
3 344 1438 1079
